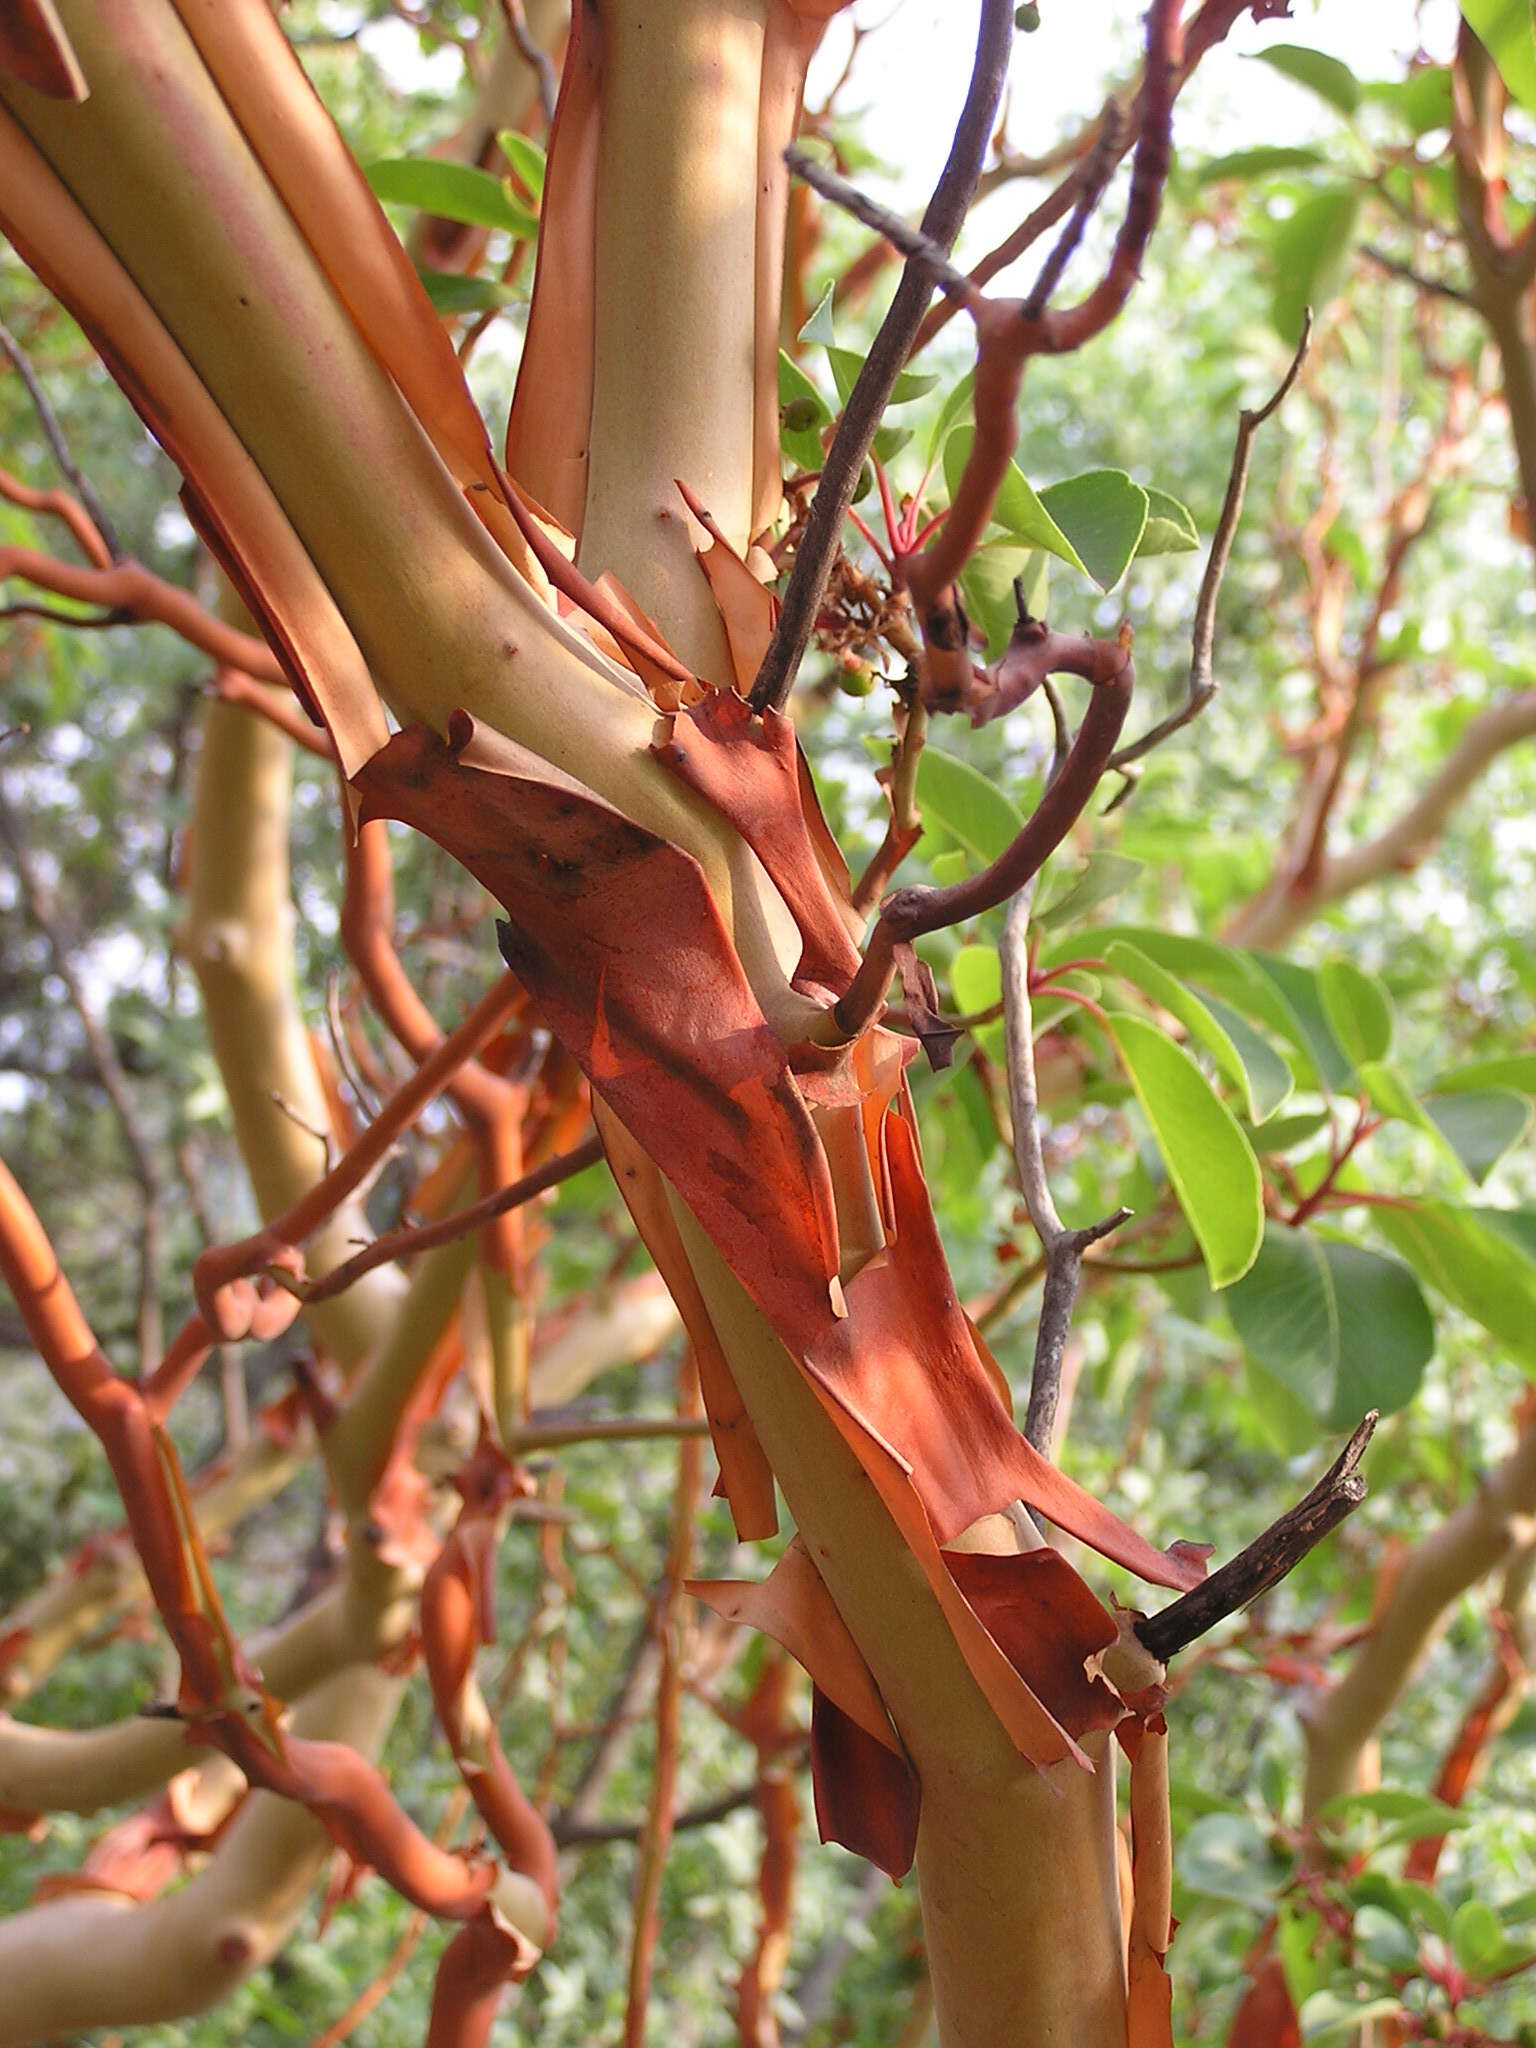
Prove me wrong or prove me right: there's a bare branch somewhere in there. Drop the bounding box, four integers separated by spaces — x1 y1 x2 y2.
497 0 559 128
1108 310 1312 774
748 0 1015 714
1136 1411 1377 1662
1000 884 1128 1456
0 315 123 561
294 1132 604 1304
826 631 1133 1044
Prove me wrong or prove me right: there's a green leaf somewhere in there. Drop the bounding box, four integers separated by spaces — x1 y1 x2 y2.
365 158 539 237
1299 1993 1405 2044
1249 45 1362 114
1177 1812 1280 1909
1226 1223 1433 1428
1135 486 1200 556
1247 1108 1331 1154
415 268 516 314
1038 469 1150 592
1105 1012 1264 1287
1460 1 1536 114
958 542 1039 660
1432 1052 1536 1096
915 746 1025 865
1201 995 1295 1123
826 345 937 409
942 428 1089 574
1105 940 1290 1125
496 129 547 200
1376 1203 1536 1369
926 367 975 464
1194 144 1330 184
778 350 829 471
1318 960 1394 1064
1360 67 1455 134
1425 1089 1532 1183
1265 184 1361 343
1248 955 1356 1092
1037 854 1142 930
1057 927 1311 1069
1452 1898 1505 1975
798 282 838 348
950 944 1001 1017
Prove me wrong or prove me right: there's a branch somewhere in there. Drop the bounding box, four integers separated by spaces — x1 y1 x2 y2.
1359 241 1472 307
1135 1411 1377 1663
0 545 287 680
1107 310 1312 776
294 1133 604 1303
999 884 1128 1456
825 631 1133 1044
1229 685 1536 948
497 0 559 128
192 973 523 1343
0 314 123 560
747 0 1014 713
1301 1409 1536 1815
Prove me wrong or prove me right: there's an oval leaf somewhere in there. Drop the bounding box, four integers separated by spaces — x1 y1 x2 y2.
1038 469 1149 592
1227 1223 1434 1429
1105 1011 1263 1287
1319 959 1394 1064
915 745 1025 865
366 158 539 237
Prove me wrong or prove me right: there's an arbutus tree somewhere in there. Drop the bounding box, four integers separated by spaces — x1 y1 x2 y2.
1 3 1535 2045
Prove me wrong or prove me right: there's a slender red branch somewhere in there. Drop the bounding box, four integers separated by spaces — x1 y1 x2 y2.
829 632 1133 1042
193 973 523 1341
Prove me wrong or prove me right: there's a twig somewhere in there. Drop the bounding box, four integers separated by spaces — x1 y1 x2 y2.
1019 103 1122 320
1000 884 1129 1455
622 1358 703 2048
748 0 1014 714
1108 311 1312 773
0 315 123 561
553 1749 809 1848
824 630 1133 1045
781 147 977 304
497 0 559 128
1359 241 1471 308
508 1412 712 1453
1135 1411 1377 1662
293 1132 604 1303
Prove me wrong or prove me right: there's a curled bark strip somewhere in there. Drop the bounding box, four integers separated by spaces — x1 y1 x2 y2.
652 689 862 989
691 1535 899 1752
673 479 778 690
809 1686 920 1878
505 0 603 532
354 720 843 1348
598 1101 778 1540
830 639 1133 1043
1120 1714 1174 2048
